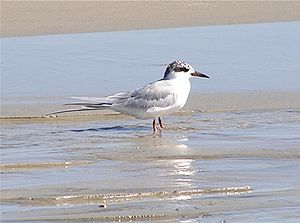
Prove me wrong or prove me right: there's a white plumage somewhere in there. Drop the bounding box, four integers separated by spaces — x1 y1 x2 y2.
48 61 209 131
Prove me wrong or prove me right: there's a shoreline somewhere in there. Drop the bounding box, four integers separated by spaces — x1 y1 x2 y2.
2 91 300 123
2 1 300 37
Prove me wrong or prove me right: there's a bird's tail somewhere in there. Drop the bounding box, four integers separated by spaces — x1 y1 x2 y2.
46 93 130 116
46 103 111 116
45 97 113 116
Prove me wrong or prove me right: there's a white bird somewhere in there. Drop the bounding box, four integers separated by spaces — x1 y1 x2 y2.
48 61 209 132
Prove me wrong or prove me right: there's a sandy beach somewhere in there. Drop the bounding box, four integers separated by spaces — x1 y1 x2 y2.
1 2 300 223
1 91 300 121
2 1 300 37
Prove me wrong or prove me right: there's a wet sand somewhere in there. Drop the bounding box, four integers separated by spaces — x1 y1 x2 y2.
1 108 300 222
2 1 300 37
1 91 300 122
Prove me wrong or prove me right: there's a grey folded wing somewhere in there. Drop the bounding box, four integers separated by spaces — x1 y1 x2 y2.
122 81 177 110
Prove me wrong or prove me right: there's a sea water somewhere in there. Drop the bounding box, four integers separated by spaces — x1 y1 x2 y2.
1 22 300 222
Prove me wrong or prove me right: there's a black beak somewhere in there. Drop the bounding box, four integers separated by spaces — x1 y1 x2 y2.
191 71 210 78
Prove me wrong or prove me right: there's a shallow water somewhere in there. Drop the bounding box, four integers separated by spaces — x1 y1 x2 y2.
2 22 300 100
1 22 300 222
1 109 300 222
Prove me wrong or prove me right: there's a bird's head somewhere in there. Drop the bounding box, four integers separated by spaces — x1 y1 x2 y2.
163 60 209 80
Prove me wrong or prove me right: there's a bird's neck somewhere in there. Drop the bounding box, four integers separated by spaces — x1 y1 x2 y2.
173 76 191 83
163 74 190 81
174 76 190 86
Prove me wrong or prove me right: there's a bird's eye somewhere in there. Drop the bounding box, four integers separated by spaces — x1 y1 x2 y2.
180 67 189 72
174 67 189 72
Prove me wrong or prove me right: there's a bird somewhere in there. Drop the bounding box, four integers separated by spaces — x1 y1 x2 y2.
47 61 209 132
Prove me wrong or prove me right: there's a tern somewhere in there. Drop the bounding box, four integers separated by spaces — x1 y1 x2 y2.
48 61 209 132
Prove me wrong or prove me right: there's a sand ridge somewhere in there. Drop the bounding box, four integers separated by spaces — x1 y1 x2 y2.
2 1 300 37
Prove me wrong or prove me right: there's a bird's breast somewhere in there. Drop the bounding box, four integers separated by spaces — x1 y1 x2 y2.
173 79 191 108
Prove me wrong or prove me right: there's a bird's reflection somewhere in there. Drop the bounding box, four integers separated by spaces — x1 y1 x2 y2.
164 158 195 189
132 134 197 189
